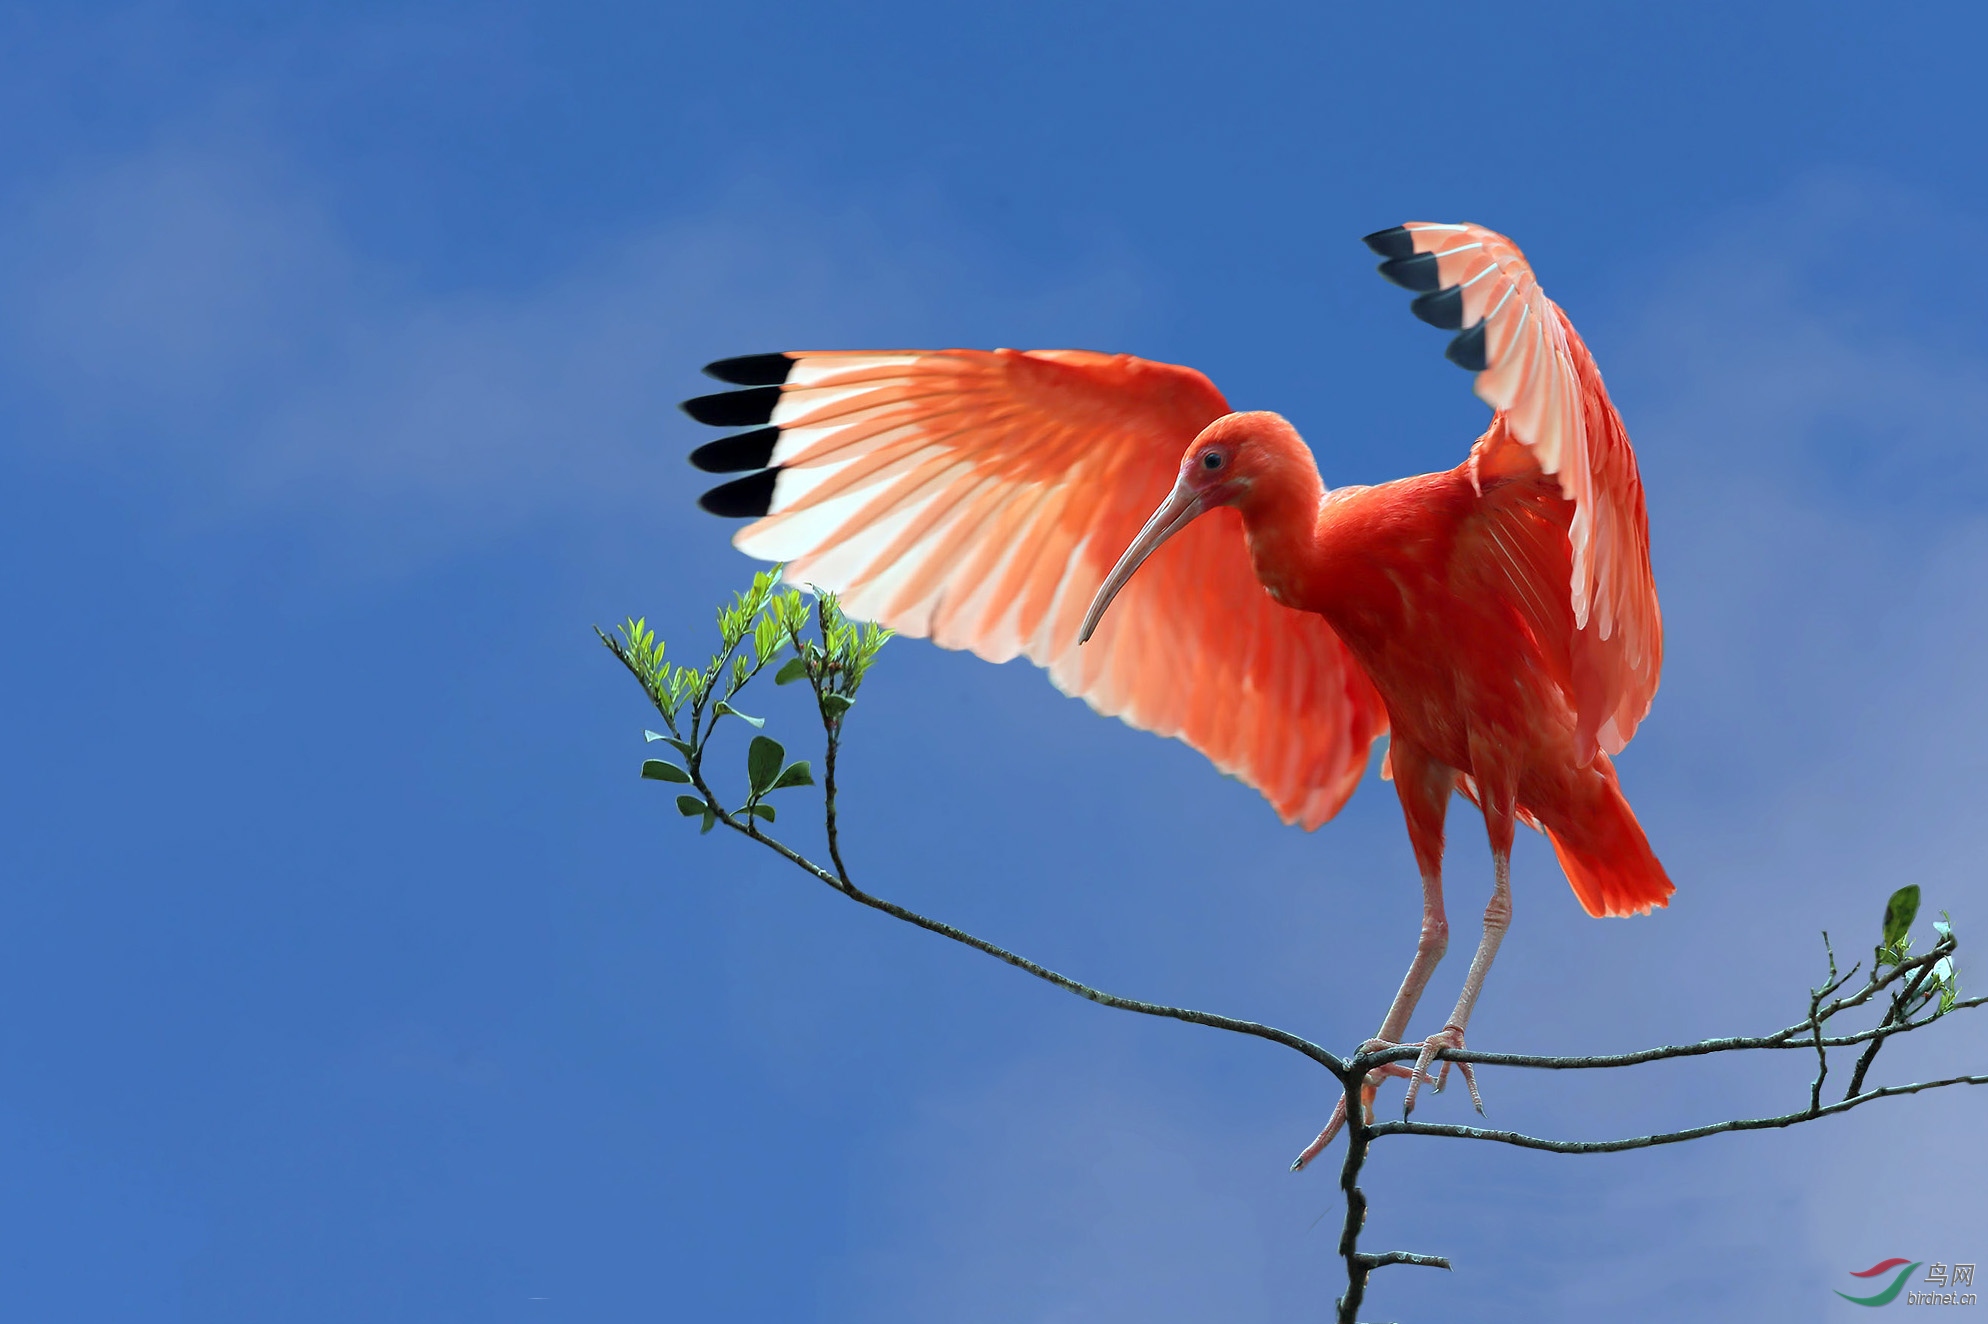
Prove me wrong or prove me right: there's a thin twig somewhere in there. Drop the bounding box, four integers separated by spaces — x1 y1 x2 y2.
807 663 857 887
1357 1251 1453 1271
687 763 1345 1071
1371 1072 1988 1154
1845 956 1938 1100
1340 973 1974 1074
1808 935 1835 1115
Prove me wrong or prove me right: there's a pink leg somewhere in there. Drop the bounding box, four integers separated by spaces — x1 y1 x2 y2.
1291 744 1452 1171
1403 849 1510 1116
1377 870 1451 1043
1403 771 1519 1117
1289 870 1450 1169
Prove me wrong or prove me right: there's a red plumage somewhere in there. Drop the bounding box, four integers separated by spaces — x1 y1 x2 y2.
684 221 1671 1163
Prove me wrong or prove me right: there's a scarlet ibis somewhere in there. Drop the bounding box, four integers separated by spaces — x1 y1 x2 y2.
680 222 1672 1168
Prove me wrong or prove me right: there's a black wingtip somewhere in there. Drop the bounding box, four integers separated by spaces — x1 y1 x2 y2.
1409 286 1465 331
1362 226 1415 260
689 427 780 473
1445 322 1489 372
703 353 794 386
1377 252 1441 292
697 468 780 518
681 385 782 427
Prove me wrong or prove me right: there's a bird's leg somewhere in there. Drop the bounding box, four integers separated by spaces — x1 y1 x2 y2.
1375 870 1451 1043
1291 749 1454 1171
1289 869 1450 1170
1404 846 1512 1118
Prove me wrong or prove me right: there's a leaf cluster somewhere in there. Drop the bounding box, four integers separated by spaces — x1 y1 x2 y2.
1875 884 1961 1016
597 566 891 835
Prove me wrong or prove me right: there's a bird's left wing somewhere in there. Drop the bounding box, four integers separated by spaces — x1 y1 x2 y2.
1365 222 1661 761
683 348 1388 829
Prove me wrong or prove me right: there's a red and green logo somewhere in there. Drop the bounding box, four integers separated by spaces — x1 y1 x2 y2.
1837 1259 1921 1307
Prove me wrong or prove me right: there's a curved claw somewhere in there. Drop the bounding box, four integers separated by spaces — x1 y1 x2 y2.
1402 1024 1483 1118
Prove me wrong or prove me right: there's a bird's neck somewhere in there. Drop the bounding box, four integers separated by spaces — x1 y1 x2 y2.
1235 465 1332 613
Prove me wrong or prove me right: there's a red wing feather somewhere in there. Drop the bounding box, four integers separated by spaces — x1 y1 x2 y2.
686 348 1388 829
1375 222 1662 760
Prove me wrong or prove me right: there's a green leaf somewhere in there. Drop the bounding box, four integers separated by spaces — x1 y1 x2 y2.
700 809 717 833
821 693 854 719
753 614 782 665
676 794 705 817
714 701 765 728
747 735 786 794
1882 885 1921 951
774 657 810 685
776 589 808 635
644 729 666 743
770 760 814 790
642 759 692 783
747 802 776 822
663 736 695 759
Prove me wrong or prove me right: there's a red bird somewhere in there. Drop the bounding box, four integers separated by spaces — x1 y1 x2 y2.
681 222 1672 1168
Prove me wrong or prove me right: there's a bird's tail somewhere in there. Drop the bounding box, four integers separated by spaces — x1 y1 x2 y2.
1542 753 1674 918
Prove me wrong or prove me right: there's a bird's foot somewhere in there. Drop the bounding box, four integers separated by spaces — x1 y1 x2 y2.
1289 1038 1432 1171
1401 1023 1481 1119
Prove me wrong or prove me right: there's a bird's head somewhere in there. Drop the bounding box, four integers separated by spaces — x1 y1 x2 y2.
1175 409 1306 507
1079 411 1312 644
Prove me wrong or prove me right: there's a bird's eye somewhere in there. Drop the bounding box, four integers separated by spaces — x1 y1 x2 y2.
1201 451 1224 470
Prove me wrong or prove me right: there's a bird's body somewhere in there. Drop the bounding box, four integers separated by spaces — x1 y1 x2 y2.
681 221 1671 1165
1236 439 1669 921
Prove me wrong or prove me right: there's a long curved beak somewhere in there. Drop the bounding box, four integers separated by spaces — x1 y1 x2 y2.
1079 476 1206 645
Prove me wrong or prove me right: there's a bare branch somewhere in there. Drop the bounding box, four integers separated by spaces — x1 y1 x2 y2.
1809 932 1839 1114
1371 1072 1988 1154
1845 955 1939 1099
1339 949 1973 1074
688 764 1344 1072
1357 1251 1453 1271
1335 1091 1371 1324
1369 997 1983 1071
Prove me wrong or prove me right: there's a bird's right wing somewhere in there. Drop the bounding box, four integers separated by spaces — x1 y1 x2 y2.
682 348 1389 829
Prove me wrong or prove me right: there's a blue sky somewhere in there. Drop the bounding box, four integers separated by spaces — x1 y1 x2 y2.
1 3 1985 1320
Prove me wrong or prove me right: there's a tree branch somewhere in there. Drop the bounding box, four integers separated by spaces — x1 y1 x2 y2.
726 807 1341 1070
1338 946 1971 1074
1343 996 1983 1071
1370 1072 1988 1154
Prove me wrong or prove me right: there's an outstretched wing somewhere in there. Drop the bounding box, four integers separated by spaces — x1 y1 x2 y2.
1365 222 1661 761
682 348 1388 829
